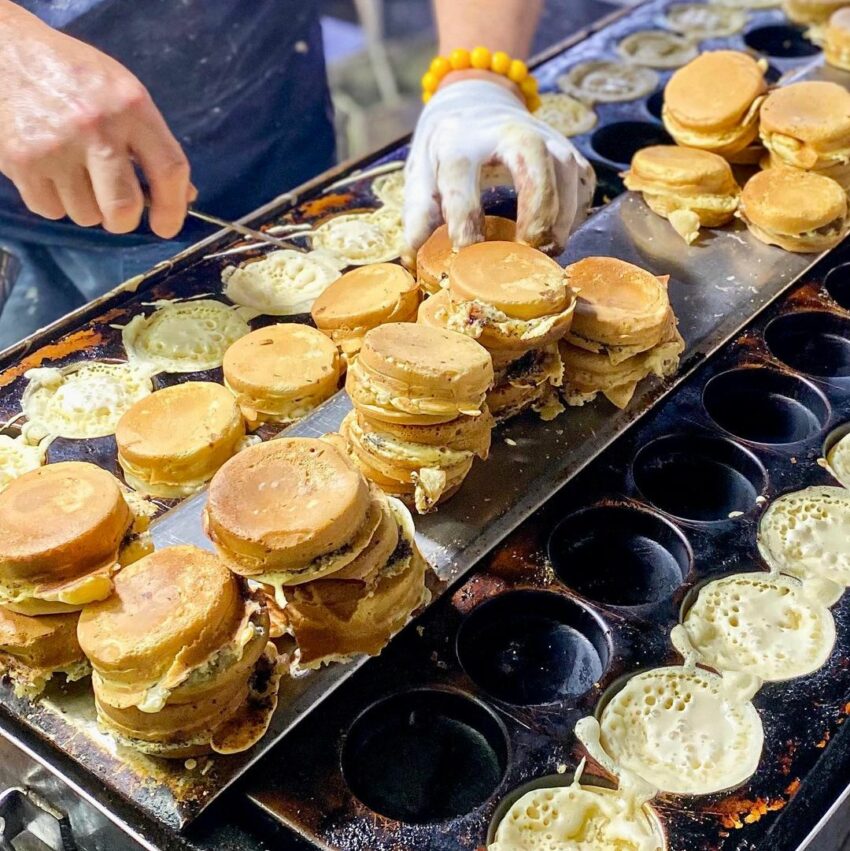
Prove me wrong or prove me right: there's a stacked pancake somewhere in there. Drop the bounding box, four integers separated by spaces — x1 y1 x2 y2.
560 258 683 409
739 168 848 253
419 241 575 421
0 462 151 696
662 51 768 162
623 145 741 244
311 263 421 359
203 438 429 668
223 324 340 426
825 8 850 71
116 381 246 498
77 545 279 757
759 82 850 190
341 323 494 511
415 216 517 295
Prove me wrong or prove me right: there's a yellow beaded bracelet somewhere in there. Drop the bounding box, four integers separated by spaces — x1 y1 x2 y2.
421 47 541 111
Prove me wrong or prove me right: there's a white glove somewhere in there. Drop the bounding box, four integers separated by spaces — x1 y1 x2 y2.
404 79 595 256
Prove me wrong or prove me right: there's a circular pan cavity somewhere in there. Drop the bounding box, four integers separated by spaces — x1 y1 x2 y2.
590 160 626 207
744 24 821 57
590 121 673 167
342 688 508 823
765 311 850 378
825 262 850 311
632 433 768 522
645 89 664 120
703 367 830 444
456 590 610 705
548 504 691 605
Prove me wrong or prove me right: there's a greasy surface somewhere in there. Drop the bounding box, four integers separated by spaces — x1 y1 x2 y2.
0 0 844 839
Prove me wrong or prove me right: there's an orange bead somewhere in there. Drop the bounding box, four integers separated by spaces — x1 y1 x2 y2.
491 51 512 75
422 91 432 104
520 76 539 96
430 55 451 78
421 71 440 93
508 59 529 83
527 94 542 112
470 46 492 69
449 48 471 70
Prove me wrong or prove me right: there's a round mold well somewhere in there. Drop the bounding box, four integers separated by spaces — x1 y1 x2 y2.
744 24 821 57
765 311 850 379
590 159 626 206
590 121 674 167
703 367 830 445
455 590 610 706
548 504 691 606
632 433 768 522
645 89 664 120
825 262 850 311
341 687 509 823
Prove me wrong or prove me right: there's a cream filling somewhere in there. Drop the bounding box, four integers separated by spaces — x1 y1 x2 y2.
348 358 485 419
95 603 263 714
665 95 764 150
353 419 476 469
764 131 850 169
445 297 575 346
224 377 333 424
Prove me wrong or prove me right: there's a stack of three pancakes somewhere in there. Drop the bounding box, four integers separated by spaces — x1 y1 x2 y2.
341 322 495 513
203 437 430 670
418 240 577 422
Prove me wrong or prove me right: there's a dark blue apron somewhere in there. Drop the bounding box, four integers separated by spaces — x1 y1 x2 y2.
0 0 336 247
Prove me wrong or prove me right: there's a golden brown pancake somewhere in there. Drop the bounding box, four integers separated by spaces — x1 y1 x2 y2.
759 82 850 176
204 437 375 582
784 0 847 23
340 410 477 513
623 145 741 242
347 323 494 425
78 545 277 758
416 216 517 294
311 263 421 357
117 381 245 498
565 257 672 350
662 51 767 158
739 168 848 252
0 462 133 614
223 324 340 426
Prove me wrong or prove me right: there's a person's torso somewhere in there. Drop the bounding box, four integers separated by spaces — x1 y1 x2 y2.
0 0 335 247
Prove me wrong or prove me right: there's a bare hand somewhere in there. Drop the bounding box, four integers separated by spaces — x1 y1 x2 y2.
0 5 192 237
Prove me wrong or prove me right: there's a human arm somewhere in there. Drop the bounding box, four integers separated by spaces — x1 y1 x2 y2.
0 1 192 237
404 0 595 255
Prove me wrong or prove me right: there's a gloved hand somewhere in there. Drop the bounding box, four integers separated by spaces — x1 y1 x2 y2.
404 78 595 256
